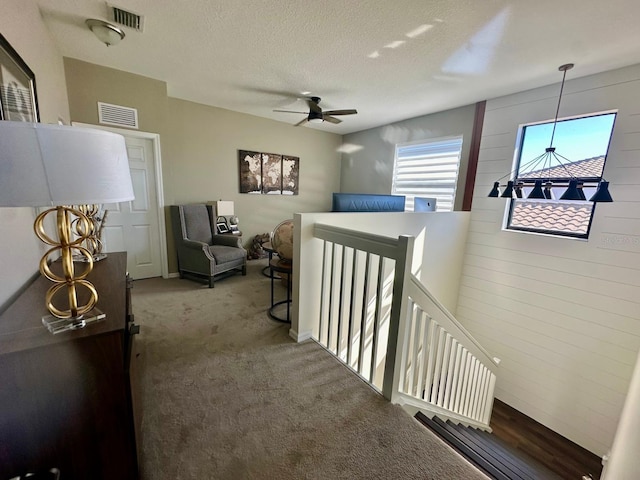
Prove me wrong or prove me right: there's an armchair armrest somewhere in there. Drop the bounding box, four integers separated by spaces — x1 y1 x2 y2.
183 238 215 261
212 234 243 248
183 238 209 250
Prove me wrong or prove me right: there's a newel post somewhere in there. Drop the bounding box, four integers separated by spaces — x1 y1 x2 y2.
382 234 414 401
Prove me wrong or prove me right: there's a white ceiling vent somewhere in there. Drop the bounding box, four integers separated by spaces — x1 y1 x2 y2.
98 102 139 129
108 3 144 32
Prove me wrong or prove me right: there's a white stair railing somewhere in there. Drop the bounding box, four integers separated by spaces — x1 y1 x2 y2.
394 276 500 429
313 224 413 396
311 223 499 429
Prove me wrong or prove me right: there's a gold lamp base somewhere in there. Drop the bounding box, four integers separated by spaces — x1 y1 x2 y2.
34 205 107 333
42 307 106 334
72 204 108 263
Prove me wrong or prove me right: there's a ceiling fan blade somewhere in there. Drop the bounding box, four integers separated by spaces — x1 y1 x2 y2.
323 115 342 124
273 109 308 114
294 117 309 127
323 109 357 116
306 98 322 114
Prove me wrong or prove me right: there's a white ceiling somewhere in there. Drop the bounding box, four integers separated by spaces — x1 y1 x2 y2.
36 0 640 135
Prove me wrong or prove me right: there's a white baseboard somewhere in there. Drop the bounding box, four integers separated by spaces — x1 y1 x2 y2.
289 328 313 343
167 272 180 279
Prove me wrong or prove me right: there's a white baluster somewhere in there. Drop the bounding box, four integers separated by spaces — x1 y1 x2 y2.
443 338 458 410
436 333 453 407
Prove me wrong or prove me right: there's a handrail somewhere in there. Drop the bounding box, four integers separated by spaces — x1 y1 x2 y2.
395 275 499 427
407 275 500 370
314 224 406 261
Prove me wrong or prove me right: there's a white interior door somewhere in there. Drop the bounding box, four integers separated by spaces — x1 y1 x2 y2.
102 136 163 279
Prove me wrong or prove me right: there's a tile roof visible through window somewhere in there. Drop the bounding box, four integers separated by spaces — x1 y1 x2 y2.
507 155 607 237
519 156 604 179
510 201 594 234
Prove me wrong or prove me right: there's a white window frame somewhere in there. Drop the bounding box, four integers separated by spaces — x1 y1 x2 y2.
392 135 463 212
506 111 617 239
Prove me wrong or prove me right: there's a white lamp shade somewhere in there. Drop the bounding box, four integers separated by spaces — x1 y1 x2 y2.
216 200 234 216
0 121 134 207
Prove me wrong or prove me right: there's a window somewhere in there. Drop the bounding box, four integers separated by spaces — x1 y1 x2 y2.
507 112 616 238
392 136 463 212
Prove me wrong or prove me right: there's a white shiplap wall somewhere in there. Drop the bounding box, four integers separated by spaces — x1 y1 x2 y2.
460 64 640 456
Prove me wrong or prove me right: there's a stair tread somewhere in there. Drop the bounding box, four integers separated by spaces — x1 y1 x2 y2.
416 412 513 480
431 416 531 480
416 412 564 480
444 420 536 480
448 420 563 480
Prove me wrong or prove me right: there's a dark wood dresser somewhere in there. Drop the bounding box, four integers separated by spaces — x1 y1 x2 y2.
0 252 141 480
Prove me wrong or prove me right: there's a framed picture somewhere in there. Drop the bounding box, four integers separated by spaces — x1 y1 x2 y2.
216 218 230 234
261 152 282 194
282 155 299 195
0 33 39 122
238 149 299 195
239 150 262 194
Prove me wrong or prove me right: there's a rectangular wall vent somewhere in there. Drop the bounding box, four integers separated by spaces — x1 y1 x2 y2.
109 4 144 32
98 102 139 129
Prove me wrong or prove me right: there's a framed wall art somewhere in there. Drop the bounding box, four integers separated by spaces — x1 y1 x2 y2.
0 33 39 122
239 149 299 195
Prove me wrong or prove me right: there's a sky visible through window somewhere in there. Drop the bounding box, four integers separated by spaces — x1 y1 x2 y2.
518 113 616 175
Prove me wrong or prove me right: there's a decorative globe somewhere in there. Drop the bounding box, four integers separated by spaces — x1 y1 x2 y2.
271 219 294 262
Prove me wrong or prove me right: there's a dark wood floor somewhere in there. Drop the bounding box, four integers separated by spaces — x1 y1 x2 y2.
489 399 603 480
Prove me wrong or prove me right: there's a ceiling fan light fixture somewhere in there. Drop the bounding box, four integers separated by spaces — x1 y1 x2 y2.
272 96 357 126
308 110 324 123
86 19 125 46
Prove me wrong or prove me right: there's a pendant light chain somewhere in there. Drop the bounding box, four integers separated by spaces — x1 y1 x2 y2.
548 64 572 149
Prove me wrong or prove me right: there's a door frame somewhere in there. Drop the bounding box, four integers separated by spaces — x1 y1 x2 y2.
72 122 169 279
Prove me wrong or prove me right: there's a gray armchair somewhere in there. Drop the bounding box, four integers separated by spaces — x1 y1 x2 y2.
170 204 247 287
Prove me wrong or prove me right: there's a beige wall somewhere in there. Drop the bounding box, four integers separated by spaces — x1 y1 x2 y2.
460 63 640 456
340 104 477 211
0 0 70 309
63 58 343 274
64 57 168 137
164 97 342 272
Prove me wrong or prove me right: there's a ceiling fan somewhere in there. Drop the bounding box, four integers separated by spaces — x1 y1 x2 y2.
274 96 357 126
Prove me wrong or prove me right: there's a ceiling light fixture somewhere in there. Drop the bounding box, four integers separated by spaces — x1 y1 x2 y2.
86 19 125 47
488 63 613 202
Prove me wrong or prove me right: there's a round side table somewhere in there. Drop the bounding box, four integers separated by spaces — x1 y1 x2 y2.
261 241 281 279
268 258 292 323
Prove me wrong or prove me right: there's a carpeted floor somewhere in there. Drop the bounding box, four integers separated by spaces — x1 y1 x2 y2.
133 259 488 480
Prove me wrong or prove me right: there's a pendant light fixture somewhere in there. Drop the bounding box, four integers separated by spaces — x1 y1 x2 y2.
488 63 613 203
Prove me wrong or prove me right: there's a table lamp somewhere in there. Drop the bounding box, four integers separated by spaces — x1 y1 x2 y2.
215 200 235 233
0 121 134 333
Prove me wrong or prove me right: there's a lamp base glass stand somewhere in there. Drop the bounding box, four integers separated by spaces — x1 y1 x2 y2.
42 307 106 334
73 252 108 263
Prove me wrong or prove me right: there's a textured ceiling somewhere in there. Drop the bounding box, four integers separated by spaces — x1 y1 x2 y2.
36 0 640 134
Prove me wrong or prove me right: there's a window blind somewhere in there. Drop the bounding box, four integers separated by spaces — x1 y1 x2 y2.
392 136 463 212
